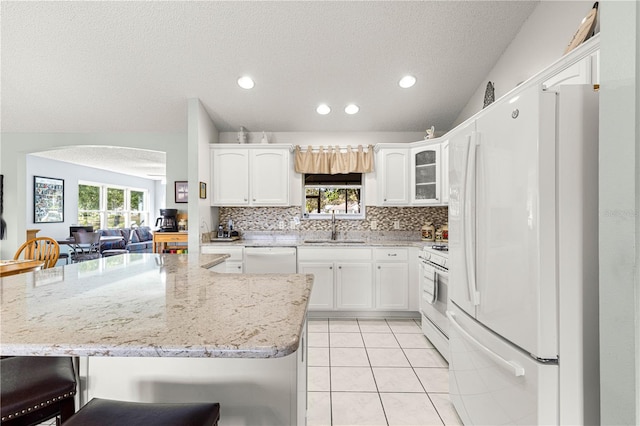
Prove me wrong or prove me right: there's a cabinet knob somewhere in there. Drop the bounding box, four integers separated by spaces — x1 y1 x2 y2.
329 266 333 270
338 266 342 269
252 198 256 201
378 266 381 269
244 198 248 202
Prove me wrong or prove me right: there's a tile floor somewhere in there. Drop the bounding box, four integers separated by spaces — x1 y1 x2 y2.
307 318 462 426
38 318 462 426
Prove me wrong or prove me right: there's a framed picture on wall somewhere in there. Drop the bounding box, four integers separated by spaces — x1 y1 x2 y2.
199 182 206 199
175 181 188 203
34 176 64 223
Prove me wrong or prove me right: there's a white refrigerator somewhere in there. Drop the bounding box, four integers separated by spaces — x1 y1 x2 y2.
447 83 600 425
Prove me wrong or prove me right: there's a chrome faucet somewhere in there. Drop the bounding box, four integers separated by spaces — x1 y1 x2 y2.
331 210 337 240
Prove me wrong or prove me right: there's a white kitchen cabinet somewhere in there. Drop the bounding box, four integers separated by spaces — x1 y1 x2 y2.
250 149 290 205
374 248 409 310
298 247 373 312
201 245 244 273
542 49 600 90
211 148 249 205
377 147 410 205
336 262 374 310
410 143 442 204
298 262 334 310
210 146 289 206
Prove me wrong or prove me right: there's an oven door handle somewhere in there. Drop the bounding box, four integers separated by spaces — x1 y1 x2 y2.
422 263 438 304
447 310 525 377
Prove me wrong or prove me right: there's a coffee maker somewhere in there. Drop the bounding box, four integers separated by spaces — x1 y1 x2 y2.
155 209 178 232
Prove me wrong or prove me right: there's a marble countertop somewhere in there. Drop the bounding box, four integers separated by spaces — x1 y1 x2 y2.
0 253 313 359
203 237 437 249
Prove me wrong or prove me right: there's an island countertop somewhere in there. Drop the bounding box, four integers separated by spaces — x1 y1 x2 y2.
0 253 313 359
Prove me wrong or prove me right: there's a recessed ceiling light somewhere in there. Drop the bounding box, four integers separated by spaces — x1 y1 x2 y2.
399 75 417 88
344 104 359 115
237 76 255 89
316 104 331 115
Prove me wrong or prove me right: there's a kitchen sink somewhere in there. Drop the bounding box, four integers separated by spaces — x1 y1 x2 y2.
303 239 366 244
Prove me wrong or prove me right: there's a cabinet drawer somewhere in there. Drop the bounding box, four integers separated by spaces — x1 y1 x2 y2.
298 247 372 261
374 247 408 261
201 245 244 261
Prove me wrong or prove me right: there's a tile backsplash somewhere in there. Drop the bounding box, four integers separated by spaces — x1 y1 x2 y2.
219 206 448 240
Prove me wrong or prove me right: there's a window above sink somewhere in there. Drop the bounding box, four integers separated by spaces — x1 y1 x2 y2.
302 173 365 220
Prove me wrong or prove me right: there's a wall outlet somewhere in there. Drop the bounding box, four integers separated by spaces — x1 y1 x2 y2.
290 220 296 230
370 220 378 230
393 220 400 230
278 221 285 230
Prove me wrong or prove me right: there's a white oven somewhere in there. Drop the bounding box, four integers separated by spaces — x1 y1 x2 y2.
419 247 450 361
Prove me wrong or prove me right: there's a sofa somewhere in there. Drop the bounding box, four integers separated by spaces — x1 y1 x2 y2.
97 226 154 253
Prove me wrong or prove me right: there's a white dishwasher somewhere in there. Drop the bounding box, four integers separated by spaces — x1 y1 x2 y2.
244 247 297 273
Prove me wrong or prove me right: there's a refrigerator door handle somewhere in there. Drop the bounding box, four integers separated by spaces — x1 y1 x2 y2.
464 132 480 305
447 310 525 377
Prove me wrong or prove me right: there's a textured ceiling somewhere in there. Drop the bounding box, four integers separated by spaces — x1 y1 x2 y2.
1 1 539 135
30 147 166 180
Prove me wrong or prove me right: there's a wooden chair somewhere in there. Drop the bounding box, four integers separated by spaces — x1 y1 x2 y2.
13 237 60 269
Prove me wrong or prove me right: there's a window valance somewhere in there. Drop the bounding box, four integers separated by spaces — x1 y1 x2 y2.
294 145 375 174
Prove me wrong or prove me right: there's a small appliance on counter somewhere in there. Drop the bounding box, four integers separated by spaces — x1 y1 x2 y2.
177 213 188 231
155 208 178 232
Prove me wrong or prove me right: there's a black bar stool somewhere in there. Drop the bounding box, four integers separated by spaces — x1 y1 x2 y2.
62 398 221 426
1 356 77 425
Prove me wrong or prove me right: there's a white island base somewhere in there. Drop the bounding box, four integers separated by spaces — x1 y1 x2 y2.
81 345 307 426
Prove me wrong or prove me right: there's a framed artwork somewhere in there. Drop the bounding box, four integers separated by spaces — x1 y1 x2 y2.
34 176 64 223
175 181 188 203
199 182 207 199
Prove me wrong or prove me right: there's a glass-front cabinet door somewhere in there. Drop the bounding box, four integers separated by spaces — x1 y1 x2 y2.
410 144 441 204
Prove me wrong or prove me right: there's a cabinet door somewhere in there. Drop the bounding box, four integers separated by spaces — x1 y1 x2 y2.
411 144 441 204
441 141 449 204
211 149 249 205
299 262 334 310
336 262 373 310
542 55 592 90
251 149 290 205
378 148 409 205
375 262 409 310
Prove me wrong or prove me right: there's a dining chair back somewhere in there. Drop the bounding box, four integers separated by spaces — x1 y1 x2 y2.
70 231 101 262
13 237 60 269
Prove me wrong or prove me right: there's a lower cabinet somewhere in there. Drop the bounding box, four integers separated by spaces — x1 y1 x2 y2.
298 246 411 312
375 262 409 310
298 262 335 310
374 248 409 310
336 262 374 310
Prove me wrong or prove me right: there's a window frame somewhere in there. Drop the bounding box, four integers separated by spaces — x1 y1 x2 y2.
302 173 365 220
77 181 150 229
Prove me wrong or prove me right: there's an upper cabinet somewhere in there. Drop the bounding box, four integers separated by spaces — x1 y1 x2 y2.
410 143 442 205
377 148 410 205
543 48 600 90
375 141 448 207
211 145 290 206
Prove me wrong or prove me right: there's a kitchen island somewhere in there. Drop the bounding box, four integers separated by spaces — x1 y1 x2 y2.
0 253 313 425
